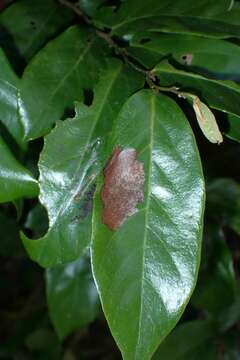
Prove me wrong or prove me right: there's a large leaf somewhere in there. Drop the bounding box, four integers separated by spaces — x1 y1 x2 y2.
94 0 240 39
46 255 99 339
0 0 74 67
91 90 205 360
0 48 25 148
152 320 216 360
0 136 38 202
22 59 144 268
153 61 240 120
19 25 108 141
128 32 240 82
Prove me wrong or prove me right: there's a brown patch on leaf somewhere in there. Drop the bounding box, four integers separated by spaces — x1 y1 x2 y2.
101 147 145 230
182 53 193 65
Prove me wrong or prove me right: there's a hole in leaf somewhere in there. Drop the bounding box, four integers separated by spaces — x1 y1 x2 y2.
83 88 94 106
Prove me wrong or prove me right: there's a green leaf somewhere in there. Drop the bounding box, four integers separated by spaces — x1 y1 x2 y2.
153 61 240 121
152 320 216 360
207 178 240 234
24 203 49 239
0 48 25 148
91 90 205 360
218 287 240 332
0 0 74 66
0 136 38 202
128 32 240 82
191 224 236 315
21 59 144 268
94 0 240 39
225 114 240 143
19 25 109 141
46 255 99 339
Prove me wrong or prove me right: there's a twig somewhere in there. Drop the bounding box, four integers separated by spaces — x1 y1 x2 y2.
58 0 91 24
58 0 183 98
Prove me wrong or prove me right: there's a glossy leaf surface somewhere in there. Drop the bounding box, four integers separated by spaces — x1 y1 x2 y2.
153 320 216 360
153 61 240 119
0 0 74 65
0 137 38 202
46 255 99 339
0 49 25 148
22 60 143 268
19 25 108 140
128 32 240 82
92 90 205 360
94 0 240 39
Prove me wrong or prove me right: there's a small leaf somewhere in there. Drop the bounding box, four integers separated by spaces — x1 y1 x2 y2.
192 96 223 144
92 90 205 359
153 61 240 132
0 136 38 202
46 255 99 339
21 59 144 267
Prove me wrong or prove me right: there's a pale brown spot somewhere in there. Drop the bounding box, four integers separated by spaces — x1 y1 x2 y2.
101 147 145 230
182 53 193 65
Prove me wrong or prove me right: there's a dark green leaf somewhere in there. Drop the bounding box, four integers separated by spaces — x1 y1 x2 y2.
207 178 240 234
19 25 108 141
0 136 38 202
219 287 240 331
21 59 144 267
153 61 240 121
46 255 99 339
94 0 240 39
191 224 236 315
0 0 74 66
152 320 216 360
225 114 240 143
24 203 49 239
128 32 240 82
0 48 25 148
92 90 205 359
